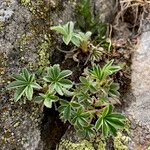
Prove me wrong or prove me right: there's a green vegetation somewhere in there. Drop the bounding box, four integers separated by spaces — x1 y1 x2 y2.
75 0 109 47
51 21 105 63
43 64 73 96
95 105 125 137
8 60 125 138
51 21 92 53
7 0 128 146
7 68 41 102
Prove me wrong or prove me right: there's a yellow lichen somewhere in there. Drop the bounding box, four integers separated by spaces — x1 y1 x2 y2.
21 0 30 5
96 135 106 150
58 139 94 150
19 0 53 69
59 130 131 150
114 131 130 150
114 119 131 150
58 135 107 150
38 34 51 67
0 21 4 31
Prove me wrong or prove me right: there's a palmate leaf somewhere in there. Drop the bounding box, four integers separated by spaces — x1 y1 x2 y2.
58 100 80 119
50 25 67 35
25 85 33 100
14 86 26 102
7 68 42 102
95 105 125 137
35 90 58 108
63 21 74 45
43 64 73 96
89 60 121 81
89 65 104 81
89 47 102 63
79 76 96 93
59 70 72 79
51 21 74 45
51 21 92 48
71 107 91 129
78 31 92 42
58 100 72 120
108 82 120 98
71 33 81 47
76 125 95 138
7 81 28 89
76 91 91 104
102 60 121 77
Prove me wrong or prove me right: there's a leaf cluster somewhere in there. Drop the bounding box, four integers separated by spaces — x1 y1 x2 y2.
7 69 41 102
51 21 92 52
75 0 109 46
8 60 125 138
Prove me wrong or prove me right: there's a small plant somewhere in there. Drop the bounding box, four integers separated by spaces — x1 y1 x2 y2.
75 0 108 45
95 105 125 136
51 21 75 45
51 21 105 63
43 64 73 96
7 68 41 102
51 21 92 53
8 60 125 138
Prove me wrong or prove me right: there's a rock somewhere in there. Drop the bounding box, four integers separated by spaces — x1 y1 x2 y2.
0 0 126 150
93 0 117 23
51 1 77 25
0 0 46 149
125 22 150 149
0 0 16 22
0 0 78 149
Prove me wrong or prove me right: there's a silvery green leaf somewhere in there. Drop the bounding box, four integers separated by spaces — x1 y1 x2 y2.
14 87 26 102
25 85 33 100
50 25 67 35
44 99 52 108
8 68 40 102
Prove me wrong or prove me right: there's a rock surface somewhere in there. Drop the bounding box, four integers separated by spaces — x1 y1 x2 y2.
0 0 77 149
0 0 44 149
93 0 117 23
125 23 150 149
2 0 150 150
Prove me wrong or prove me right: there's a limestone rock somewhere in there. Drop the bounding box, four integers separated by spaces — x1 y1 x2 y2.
125 23 150 149
93 0 117 23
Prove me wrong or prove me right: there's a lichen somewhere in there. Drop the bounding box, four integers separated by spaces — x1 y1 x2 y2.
58 129 131 150
0 21 4 31
17 0 53 69
113 119 131 150
37 34 51 67
59 139 94 150
21 0 30 5
96 135 106 150
58 135 106 150
114 131 131 150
